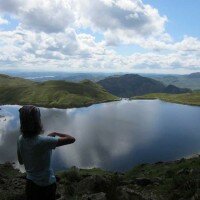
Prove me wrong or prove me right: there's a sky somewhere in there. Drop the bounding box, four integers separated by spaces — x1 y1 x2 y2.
0 0 200 74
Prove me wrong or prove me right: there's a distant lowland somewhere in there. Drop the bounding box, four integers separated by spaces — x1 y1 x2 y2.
0 72 199 108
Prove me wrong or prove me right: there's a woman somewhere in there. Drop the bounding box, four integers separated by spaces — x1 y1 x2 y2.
17 105 75 200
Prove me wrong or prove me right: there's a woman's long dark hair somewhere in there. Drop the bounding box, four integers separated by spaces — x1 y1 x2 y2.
19 105 43 138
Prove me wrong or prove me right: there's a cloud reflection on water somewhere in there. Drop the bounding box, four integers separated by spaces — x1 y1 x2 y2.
0 100 200 172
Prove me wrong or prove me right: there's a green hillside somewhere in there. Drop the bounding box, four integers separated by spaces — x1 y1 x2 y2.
0 75 118 108
133 92 200 106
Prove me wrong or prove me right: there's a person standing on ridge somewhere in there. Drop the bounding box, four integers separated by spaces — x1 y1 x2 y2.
17 105 75 200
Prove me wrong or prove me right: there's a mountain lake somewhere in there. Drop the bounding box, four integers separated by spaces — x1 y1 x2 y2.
0 99 199 172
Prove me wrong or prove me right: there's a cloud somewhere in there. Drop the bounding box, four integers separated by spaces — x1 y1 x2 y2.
0 26 117 71
0 16 9 25
73 0 168 45
0 0 23 13
0 0 167 39
20 0 75 33
0 0 199 73
174 36 200 52
0 0 75 33
0 25 199 73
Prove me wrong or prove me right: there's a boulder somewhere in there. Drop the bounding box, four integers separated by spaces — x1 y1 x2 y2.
81 192 107 200
134 178 153 186
77 175 111 195
177 169 190 175
116 186 145 200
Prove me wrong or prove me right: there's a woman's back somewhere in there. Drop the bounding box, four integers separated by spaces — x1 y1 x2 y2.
18 134 58 186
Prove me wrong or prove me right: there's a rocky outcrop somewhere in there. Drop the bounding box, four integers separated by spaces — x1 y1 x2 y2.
0 162 26 200
0 156 199 200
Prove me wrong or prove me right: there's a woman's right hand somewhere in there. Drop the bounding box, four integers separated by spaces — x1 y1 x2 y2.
47 132 57 137
48 132 76 146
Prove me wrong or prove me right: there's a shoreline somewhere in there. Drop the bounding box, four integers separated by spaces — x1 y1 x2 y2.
0 98 121 110
132 92 200 107
132 97 200 107
1 96 200 110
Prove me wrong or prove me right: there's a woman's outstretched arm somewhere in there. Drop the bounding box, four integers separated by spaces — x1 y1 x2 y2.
48 132 75 147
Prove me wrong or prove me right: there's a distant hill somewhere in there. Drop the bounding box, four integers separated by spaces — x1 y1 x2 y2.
163 85 191 94
187 72 200 78
98 74 190 98
0 71 116 82
146 72 200 90
0 74 34 86
0 75 118 108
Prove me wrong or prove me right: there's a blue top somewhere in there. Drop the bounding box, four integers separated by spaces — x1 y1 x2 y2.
17 135 58 186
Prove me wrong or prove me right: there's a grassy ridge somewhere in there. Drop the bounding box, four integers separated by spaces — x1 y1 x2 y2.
0 75 119 108
133 92 200 106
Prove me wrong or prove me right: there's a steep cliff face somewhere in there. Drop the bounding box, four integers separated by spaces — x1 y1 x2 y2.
1 156 199 200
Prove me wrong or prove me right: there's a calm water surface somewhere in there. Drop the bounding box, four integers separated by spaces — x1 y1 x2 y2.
0 100 200 171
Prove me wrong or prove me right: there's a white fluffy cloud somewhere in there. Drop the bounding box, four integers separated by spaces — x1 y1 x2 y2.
73 0 168 45
21 0 75 33
0 0 199 73
0 0 75 33
0 26 199 73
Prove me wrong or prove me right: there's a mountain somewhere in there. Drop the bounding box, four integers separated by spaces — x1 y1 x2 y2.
146 72 200 90
0 74 118 108
98 74 190 98
163 84 191 94
98 74 165 97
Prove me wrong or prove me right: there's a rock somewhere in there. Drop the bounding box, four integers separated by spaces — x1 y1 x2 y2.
116 186 145 200
81 192 107 200
77 175 111 195
0 172 7 178
16 174 27 179
178 158 186 163
120 180 135 186
177 168 190 175
155 161 164 165
56 192 61 199
134 178 153 186
189 168 200 175
0 178 5 184
151 177 163 185
190 192 200 200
